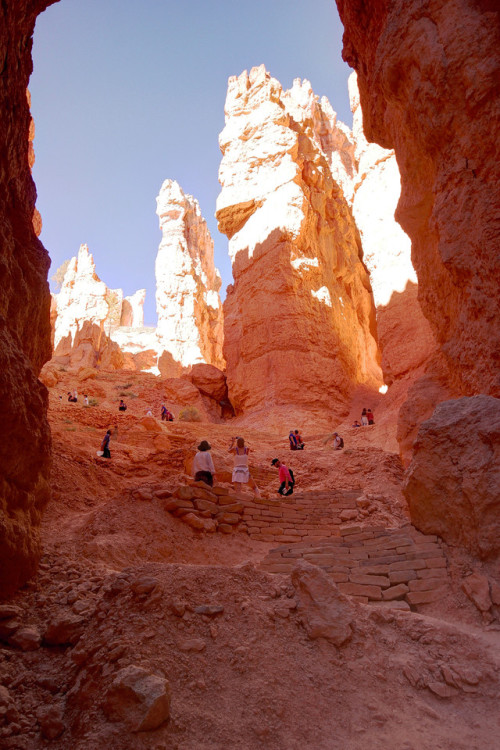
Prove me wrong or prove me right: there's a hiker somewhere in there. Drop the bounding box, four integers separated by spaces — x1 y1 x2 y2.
100 429 112 459
73 389 78 402
118 399 127 412
228 437 261 497
289 431 298 450
67 391 76 403
333 432 344 450
271 458 295 496
146 408 153 417
84 394 89 406
366 408 375 425
192 440 216 487
161 404 173 421
351 420 361 428
361 408 368 426
294 430 305 449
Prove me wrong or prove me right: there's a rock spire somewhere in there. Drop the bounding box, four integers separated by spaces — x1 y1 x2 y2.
155 179 224 375
217 65 381 427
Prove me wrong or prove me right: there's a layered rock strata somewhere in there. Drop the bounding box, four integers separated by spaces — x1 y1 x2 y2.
217 66 381 426
155 180 224 375
0 0 54 598
335 0 500 397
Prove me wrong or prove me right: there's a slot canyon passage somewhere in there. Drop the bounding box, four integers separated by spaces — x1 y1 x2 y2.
0 0 499 747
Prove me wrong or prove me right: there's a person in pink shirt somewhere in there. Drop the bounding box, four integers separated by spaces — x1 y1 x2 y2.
271 458 295 496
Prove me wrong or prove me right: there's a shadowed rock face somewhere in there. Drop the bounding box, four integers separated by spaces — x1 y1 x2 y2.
336 0 500 397
217 66 382 428
0 0 55 597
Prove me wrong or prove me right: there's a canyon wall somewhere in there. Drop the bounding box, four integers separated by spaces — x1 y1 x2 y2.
0 0 55 598
348 73 438 387
216 66 382 428
336 0 500 398
155 179 224 376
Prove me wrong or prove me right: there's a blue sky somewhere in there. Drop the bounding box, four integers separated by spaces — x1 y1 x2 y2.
31 0 352 325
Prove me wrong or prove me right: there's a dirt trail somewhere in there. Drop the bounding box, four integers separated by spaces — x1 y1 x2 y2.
1 370 499 749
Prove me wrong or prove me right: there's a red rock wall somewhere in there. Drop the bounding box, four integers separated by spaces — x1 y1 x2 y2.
335 0 500 397
0 0 55 597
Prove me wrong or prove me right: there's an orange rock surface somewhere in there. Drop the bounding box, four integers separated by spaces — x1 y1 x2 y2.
0 0 53 598
217 66 382 429
336 0 500 397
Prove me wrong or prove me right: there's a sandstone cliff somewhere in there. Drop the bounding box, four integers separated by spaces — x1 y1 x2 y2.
217 65 381 428
336 0 500 397
0 0 54 597
155 179 224 376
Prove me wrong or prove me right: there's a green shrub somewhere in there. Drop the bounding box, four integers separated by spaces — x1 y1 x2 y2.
178 406 202 422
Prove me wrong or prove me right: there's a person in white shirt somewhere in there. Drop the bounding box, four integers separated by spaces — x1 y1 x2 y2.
192 440 216 487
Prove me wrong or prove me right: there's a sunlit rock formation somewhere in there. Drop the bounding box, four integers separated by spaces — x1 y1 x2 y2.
155 179 224 376
52 244 125 368
348 72 437 387
216 65 381 427
0 0 53 597
336 0 500 398
120 289 146 327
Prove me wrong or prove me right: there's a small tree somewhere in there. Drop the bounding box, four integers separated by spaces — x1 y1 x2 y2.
51 259 71 291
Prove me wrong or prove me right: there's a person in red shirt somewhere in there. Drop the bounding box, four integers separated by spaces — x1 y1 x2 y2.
271 458 295 496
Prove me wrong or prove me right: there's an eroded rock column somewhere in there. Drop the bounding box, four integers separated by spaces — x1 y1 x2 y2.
217 66 381 427
155 179 224 376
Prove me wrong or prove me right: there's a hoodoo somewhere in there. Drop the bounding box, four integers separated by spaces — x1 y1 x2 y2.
217 65 382 428
155 179 224 377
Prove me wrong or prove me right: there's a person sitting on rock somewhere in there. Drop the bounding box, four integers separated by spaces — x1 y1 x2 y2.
351 420 361 428
361 408 368 426
366 408 375 425
271 458 295 496
67 391 77 403
289 431 298 450
146 408 153 417
165 408 174 421
100 429 112 459
294 430 305 449
229 437 261 497
118 399 127 412
192 440 216 487
333 432 344 450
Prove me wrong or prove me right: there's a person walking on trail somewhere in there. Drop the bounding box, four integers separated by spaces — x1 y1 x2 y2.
228 437 261 497
294 430 305 449
333 432 344 450
100 429 112 459
192 440 216 487
271 458 295 496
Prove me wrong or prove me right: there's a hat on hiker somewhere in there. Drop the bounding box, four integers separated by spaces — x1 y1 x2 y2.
198 440 211 451
271 458 279 466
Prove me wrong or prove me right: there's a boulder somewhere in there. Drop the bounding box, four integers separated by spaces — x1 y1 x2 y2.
139 416 162 433
461 572 492 613
291 560 354 646
103 665 170 732
44 614 86 645
186 363 228 402
403 396 500 558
